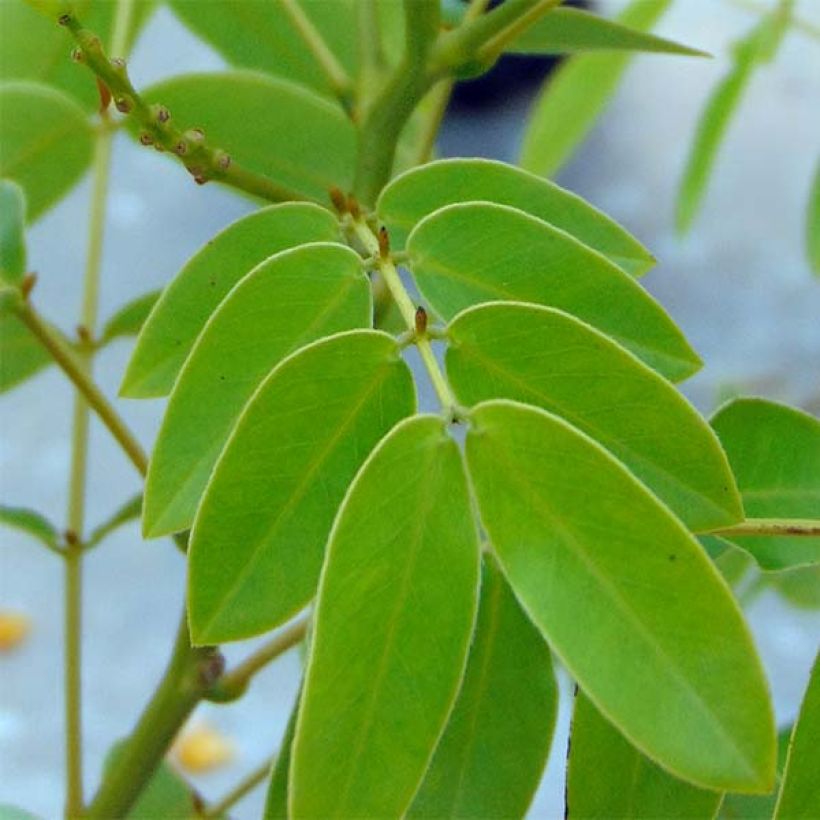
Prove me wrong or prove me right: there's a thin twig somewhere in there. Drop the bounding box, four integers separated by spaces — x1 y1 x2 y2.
203 756 275 818
708 518 820 537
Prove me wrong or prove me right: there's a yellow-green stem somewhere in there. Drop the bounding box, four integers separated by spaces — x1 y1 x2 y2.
202 757 275 819
708 518 820 537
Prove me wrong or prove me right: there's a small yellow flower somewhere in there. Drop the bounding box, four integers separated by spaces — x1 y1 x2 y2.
172 722 235 773
0 610 31 652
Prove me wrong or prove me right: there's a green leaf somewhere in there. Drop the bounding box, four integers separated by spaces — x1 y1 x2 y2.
1 0 154 111
807 160 820 276
168 0 357 96
0 312 52 393
510 6 706 57
711 399 820 570
122 203 340 398
99 291 161 346
465 399 776 792
291 415 480 819
0 81 93 221
263 694 299 819
378 158 655 275
774 654 820 819
447 302 741 530
144 243 371 538
138 71 355 202
519 0 674 177
104 739 199 819
769 565 820 610
676 6 792 233
0 179 26 284
0 806 39 820
408 554 557 819
86 493 142 550
407 202 700 382
0 504 59 549
567 690 722 819
188 330 416 643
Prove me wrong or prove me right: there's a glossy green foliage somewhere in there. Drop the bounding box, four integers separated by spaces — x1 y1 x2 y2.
0 504 59 550
567 691 722 819
378 158 654 274
808 161 820 275
520 0 673 178
139 72 356 201
771 566 820 610
264 695 299 819
104 740 198 819
99 291 160 347
144 243 370 537
291 415 480 819
122 203 340 397
409 556 557 819
447 302 741 530
188 331 415 643
774 654 820 819
0 0 153 110
511 5 704 56
168 0 357 96
677 4 792 233
408 202 700 381
0 181 26 284
0 81 92 221
712 399 820 569
0 313 52 393
466 400 776 792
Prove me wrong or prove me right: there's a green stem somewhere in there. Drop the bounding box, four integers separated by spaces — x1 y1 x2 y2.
16 301 148 477
203 756 275 818
279 0 353 111
708 518 820 537
84 615 220 820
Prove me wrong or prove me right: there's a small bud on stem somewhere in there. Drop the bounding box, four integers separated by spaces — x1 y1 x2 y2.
21 272 37 300
378 226 390 259
415 306 428 336
346 194 361 220
329 186 347 214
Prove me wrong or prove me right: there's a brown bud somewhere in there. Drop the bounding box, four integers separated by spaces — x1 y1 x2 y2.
346 194 361 220
173 140 188 156
70 47 84 63
153 104 170 124
329 186 347 214
138 132 153 146
114 96 132 114
96 78 111 113
20 272 37 300
64 529 79 546
215 151 231 170
378 226 390 259
58 13 71 26
76 324 91 344
194 175 208 186
415 306 428 336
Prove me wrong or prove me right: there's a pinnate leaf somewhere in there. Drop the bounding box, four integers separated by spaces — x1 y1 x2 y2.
99 291 161 346
144 243 370 537
447 302 741 530
122 203 340 398
291 415 480 819
188 331 416 643
0 312 52 393
378 158 654 275
407 202 700 381
0 81 93 221
0 504 59 550
519 0 675 178
139 71 356 202
466 399 776 792
510 5 705 57
567 690 722 818
408 555 557 819
711 399 820 569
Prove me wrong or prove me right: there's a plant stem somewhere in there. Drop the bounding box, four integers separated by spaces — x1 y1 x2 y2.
207 616 309 702
708 518 820 537
203 755 275 818
16 301 148 476
351 219 459 416
84 615 220 819
279 0 353 111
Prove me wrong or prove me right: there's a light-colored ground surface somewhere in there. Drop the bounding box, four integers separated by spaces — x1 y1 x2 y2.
2 2 819 817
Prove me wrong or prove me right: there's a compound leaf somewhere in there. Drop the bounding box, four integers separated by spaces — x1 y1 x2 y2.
0 312 52 393
145 243 370 537
510 6 705 57
774 653 820 819
447 302 741 530
711 399 820 570
139 71 355 202
567 690 722 818
99 291 161 346
466 399 776 792
291 415 480 819
188 330 416 643
378 158 654 275
0 179 26 284
519 0 674 178
408 555 557 819
122 203 340 398
407 202 700 381
168 0 358 97
0 504 59 550
0 81 92 221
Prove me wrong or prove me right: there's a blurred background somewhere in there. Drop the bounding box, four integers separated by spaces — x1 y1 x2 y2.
1 0 819 816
